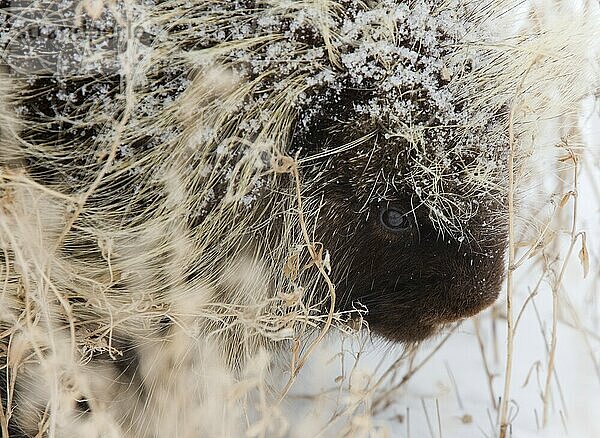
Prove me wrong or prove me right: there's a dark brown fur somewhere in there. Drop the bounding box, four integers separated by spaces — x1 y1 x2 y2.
295 89 508 342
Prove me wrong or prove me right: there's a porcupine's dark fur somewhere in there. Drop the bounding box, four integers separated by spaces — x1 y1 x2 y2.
0 0 595 436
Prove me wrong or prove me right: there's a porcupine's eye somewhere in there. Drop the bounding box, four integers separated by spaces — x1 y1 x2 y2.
379 206 412 232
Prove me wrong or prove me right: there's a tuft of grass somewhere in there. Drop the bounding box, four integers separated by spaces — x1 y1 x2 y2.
0 0 598 436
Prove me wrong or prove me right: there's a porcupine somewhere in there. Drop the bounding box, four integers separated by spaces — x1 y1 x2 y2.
0 0 596 436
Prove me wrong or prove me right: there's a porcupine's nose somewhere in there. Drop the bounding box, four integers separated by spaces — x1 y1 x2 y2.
421 248 505 326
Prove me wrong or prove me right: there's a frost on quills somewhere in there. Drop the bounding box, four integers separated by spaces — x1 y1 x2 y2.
0 0 596 436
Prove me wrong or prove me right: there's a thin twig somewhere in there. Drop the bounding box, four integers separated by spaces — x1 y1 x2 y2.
436 398 443 438
474 318 497 410
499 76 518 438
543 151 580 427
372 325 459 411
274 156 337 401
422 398 435 438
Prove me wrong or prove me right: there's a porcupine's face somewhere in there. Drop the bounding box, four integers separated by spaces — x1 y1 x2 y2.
296 120 506 342
295 94 508 344
267 2 511 344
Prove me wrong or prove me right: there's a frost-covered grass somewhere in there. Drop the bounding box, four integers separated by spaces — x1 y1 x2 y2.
1 0 599 437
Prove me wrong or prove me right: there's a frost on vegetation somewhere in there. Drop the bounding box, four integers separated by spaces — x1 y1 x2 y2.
178 0 515 236
1 0 515 236
0 0 598 437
